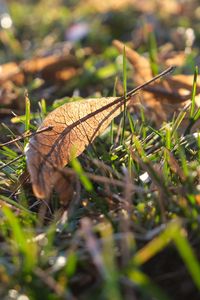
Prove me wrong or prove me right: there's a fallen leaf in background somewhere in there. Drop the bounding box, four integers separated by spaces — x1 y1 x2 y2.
113 39 152 83
0 62 24 85
113 40 200 124
158 48 186 67
21 53 79 82
0 47 80 109
0 81 19 107
0 53 78 85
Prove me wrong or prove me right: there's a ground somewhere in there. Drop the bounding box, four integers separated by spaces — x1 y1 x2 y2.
1 1 200 299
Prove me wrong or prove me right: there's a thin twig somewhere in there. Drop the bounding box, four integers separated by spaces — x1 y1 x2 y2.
0 125 53 147
126 66 175 98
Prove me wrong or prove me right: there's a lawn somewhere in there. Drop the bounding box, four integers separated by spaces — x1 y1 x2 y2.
1 1 200 299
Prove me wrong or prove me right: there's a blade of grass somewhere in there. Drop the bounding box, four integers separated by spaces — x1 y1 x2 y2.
139 105 147 139
24 92 31 146
165 124 171 150
190 66 198 119
121 46 127 143
98 222 122 300
128 269 170 300
171 108 187 134
173 227 200 289
177 143 189 177
132 220 200 290
148 31 159 76
2 206 37 272
39 98 47 120
197 131 200 162
132 222 179 266
65 251 78 278
71 157 93 191
127 111 135 134
25 93 30 132
110 76 118 144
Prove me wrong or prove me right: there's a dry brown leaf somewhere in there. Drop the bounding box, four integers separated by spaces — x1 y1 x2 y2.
54 67 80 82
0 62 24 85
0 53 79 85
21 54 79 82
0 81 20 107
25 97 126 199
0 52 80 109
113 40 200 124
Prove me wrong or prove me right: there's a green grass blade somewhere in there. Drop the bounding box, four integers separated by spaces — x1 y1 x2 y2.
132 222 179 266
39 98 47 120
25 93 31 132
121 45 127 143
171 109 187 134
24 93 31 146
128 269 170 300
165 124 171 150
132 220 200 291
197 131 200 162
148 31 159 75
71 157 93 191
173 228 200 289
190 66 198 118
66 251 78 278
98 222 122 300
2 206 37 272
110 76 118 144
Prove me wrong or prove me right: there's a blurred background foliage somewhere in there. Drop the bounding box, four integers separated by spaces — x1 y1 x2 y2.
1 0 200 61
0 0 200 108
